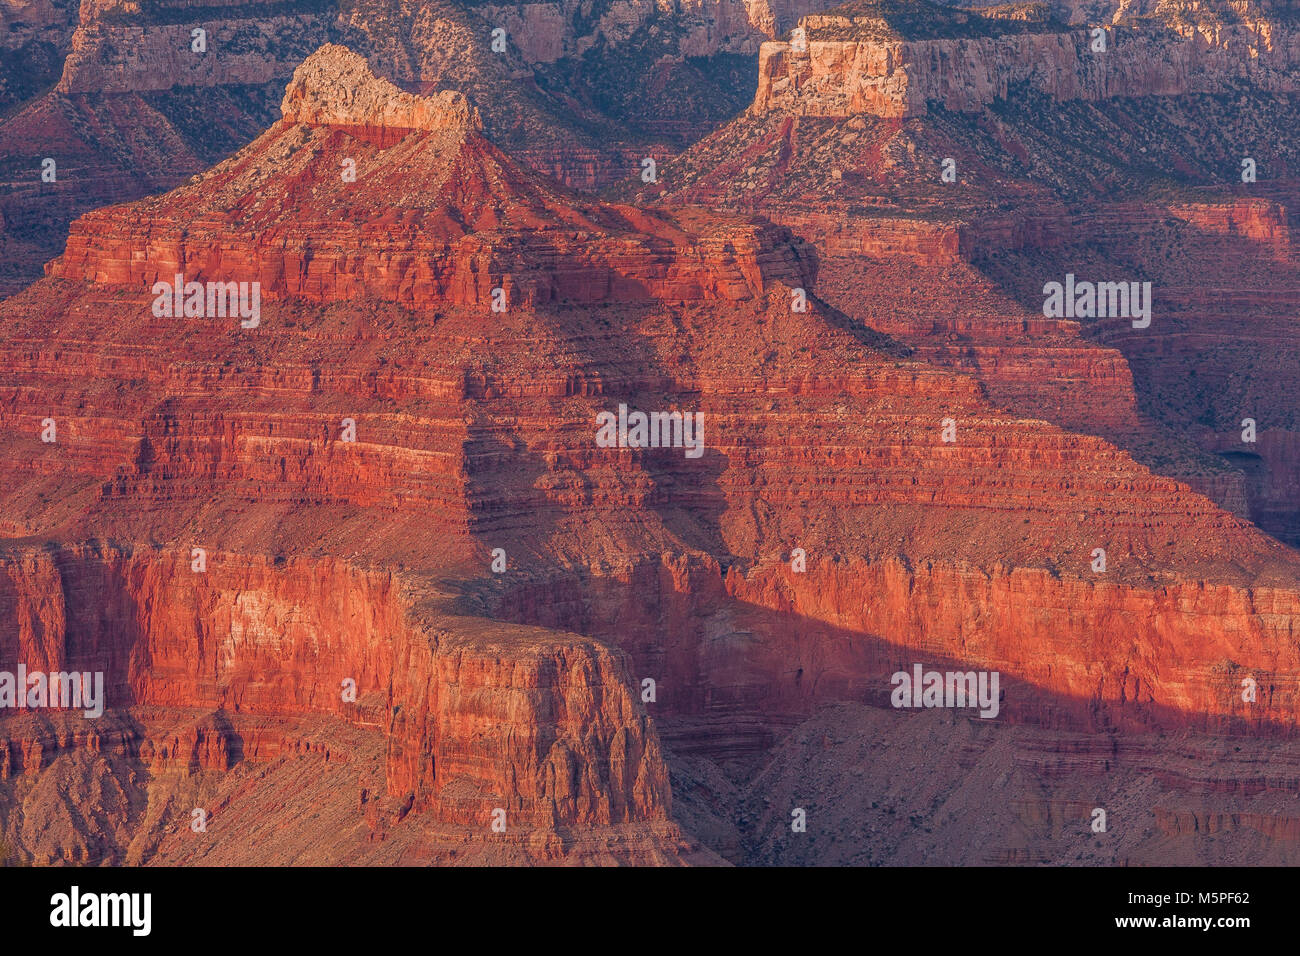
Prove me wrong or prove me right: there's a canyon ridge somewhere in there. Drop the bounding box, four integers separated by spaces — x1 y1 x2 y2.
1 0 1300 866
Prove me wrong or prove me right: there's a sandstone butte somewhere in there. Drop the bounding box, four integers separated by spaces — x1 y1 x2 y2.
4 2 1300 865
641 0 1300 546
0 0 842 296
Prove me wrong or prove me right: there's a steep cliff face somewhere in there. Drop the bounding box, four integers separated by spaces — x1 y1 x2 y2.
637 0 1300 536
0 544 696 862
55 0 825 91
0 0 76 109
960 0 1300 29
279 45 484 131
0 0 855 296
476 0 831 63
41 0 847 174
7 7 1300 866
492 528 1300 743
48 46 811 309
55 0 333 94
14 46 1300 748
752 0 1300 118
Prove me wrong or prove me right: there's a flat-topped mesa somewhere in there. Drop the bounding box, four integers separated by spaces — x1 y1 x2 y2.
47 41 810 307
753 0 1300 118
980 0 1300 25
280 44 482 135
54 0 333 94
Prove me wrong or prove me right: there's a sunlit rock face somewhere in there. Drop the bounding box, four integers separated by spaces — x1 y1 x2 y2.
6 1 1300 866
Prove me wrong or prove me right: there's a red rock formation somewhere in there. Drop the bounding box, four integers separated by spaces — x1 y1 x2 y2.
0 0 859 296
6 2 1300 866
699 700 1300 865
48 46 811 309
753 0 1300 118
0 544 690 858
638 0 1300 529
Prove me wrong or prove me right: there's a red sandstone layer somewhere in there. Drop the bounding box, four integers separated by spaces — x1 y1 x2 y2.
5 20 1300 865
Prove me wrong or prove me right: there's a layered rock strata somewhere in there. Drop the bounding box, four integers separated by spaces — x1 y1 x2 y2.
5 22 1300 865
753 0 1300 118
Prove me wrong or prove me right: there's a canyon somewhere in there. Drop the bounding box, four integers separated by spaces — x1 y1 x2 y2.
2 0 1300 866
641 0 1300 541
0 0 839 295
754 1 1300 119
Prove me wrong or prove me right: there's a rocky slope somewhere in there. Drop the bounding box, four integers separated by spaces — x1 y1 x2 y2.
0 0 855 296
634 0 1300 542
0 545 708 862
0 0 76 110
753 0 1300 119
670 702 1300 865
4 34 1300 864
51 47 810 309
